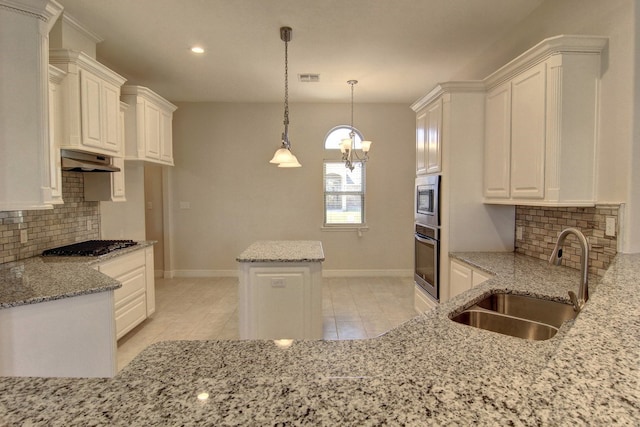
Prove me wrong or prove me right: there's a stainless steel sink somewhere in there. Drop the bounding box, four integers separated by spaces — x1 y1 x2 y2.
450 292 578 340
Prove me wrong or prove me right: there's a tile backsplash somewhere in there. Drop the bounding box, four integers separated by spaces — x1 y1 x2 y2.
0 172 99 263
515 205 619 277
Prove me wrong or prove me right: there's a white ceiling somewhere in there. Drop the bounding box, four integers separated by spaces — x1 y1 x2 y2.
55 0 544 104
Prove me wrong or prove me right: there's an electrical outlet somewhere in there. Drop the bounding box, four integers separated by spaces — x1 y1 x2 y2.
147 202 153 210
20 229 28 244
605 217 616 237
516 226 523 240
179 201 191 209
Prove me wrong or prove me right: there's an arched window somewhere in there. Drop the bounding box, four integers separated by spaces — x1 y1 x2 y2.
323 126 366 226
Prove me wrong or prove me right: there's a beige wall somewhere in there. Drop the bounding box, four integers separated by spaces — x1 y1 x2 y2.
167 102 415 276
453 0 638 252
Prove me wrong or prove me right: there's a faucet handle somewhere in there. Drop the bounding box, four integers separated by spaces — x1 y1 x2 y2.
568 291 582 313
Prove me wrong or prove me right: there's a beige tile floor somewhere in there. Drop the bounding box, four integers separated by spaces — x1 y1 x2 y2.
117 276 417 371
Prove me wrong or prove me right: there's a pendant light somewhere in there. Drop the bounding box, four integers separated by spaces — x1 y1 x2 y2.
270 26 301 168
340 80 371 171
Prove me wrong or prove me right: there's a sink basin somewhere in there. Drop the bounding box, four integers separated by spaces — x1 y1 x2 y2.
474 293 577 328
451 310 559 340
450 292 578 340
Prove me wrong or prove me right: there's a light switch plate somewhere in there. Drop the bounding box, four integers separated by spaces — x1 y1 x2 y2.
605 217 616 236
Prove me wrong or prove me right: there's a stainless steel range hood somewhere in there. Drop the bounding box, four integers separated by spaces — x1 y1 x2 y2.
61 149 120 172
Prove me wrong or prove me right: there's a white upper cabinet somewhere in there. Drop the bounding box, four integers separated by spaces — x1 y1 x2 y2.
121 85 177 166
483 35 607 206
0 0 63 211
49 49 127 157
414 97 442 175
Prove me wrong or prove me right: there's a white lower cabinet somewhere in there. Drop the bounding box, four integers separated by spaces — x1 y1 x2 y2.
238 262 322 340
0 291 117 378
414 284 437 314
449 259 491 299
95 248 155 339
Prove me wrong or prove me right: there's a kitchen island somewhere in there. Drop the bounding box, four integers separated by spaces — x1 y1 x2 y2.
236 240 324 340
0 252 638 425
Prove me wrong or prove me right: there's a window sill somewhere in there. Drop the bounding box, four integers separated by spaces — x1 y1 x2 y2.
321 225 369 233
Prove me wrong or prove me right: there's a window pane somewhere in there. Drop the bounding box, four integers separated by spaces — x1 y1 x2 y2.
325 195 363 224
324 162 363 191
324 126 363 150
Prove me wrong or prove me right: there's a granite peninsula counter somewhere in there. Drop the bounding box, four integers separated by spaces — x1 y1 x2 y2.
0 252 638 425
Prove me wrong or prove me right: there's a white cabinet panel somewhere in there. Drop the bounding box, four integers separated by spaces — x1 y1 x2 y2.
510 62 546 199
484 83 511 199
449 260 472 299
425 98 443 174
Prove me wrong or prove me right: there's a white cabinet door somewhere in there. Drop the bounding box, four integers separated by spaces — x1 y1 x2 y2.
102 80 121 153
160 109 174 165
484 82 511 199
425 98 443 174
510 62 546 199
449 260 472 299
80 69 104 150
144 100 162 159
416 109 428 175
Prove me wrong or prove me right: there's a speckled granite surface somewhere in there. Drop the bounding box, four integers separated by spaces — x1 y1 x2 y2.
0 252 638 425
236 240 325 262
0 241 155 308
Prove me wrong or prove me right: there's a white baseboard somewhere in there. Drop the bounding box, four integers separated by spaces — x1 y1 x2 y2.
161 269 412 279
322 269 412 277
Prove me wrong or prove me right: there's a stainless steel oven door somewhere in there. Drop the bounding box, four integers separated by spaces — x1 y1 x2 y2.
414 232 439 301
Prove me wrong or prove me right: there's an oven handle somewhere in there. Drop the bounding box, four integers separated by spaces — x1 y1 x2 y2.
415 234 436 246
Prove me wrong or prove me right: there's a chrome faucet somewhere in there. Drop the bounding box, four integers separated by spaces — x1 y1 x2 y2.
549 227 590 312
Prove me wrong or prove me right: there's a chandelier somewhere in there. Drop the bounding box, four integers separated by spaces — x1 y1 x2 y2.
269 26 301 168
340 80 372 171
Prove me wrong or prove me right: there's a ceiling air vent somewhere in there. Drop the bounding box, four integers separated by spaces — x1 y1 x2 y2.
298 74 320 83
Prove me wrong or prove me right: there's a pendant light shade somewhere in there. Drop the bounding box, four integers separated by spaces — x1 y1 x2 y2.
270 26 301 168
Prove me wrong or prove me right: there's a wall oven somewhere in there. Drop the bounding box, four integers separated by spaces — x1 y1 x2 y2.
414 175 440 301
415 223 439 301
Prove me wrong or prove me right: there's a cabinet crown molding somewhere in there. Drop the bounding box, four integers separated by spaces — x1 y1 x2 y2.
49 48 127 86
0 0 62 28
411 81 485 112
484 34 608 89
121 85 177 112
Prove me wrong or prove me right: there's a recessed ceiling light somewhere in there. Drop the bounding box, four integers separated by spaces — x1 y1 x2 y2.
190 46 205 54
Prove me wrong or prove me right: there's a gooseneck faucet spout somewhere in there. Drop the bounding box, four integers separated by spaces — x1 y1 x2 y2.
549 227 589 312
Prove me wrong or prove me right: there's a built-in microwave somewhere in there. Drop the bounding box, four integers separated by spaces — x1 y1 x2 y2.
415 175 440 228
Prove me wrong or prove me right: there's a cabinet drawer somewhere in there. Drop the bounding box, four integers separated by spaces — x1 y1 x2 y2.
98 250 145 278
115 293 146 339
113 266 146 309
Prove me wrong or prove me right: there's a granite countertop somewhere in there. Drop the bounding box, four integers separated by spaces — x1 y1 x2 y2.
236 240 325 262
0 241 155 308
0 252 638 425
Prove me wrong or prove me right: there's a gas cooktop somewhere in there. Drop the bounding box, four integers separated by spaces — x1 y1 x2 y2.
42 240 137 257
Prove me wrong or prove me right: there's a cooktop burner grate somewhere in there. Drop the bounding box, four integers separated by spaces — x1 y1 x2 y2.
42 240 137 257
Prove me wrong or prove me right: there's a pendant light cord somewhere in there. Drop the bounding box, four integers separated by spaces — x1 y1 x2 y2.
283 33 290 144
